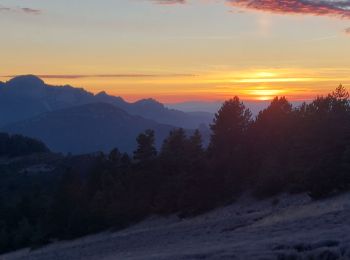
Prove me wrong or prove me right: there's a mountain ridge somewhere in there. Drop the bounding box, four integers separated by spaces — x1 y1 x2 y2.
2 102 175 154
0 75 213 128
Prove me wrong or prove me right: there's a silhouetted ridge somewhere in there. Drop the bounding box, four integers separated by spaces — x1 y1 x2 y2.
0 75 212 131
55 102 129 118
134 98 163 106
7 75 45 89
2 102 175 154
133 98 165 110
95 91 126 104
95 91 109 98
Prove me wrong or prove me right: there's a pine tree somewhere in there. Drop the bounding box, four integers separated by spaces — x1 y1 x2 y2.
109 148 122 163
160 128 187 162
207 97 253 196
133 129 157 163
187 129 204 162
209 96 252 157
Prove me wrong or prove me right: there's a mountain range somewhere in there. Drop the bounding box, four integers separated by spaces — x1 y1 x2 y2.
0 75 212 128
3 103 175 154
0 75 212 154
167 100 306 116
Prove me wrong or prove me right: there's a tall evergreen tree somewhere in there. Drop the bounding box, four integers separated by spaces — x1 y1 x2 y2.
109 148 122 163
133 129 157 163
209 96 252 157
251 97 294 196
208 96 253 196
187 129 204 161
160 128 187 162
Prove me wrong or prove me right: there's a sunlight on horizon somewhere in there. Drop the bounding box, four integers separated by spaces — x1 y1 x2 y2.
1 67 349 103
244 87 285 101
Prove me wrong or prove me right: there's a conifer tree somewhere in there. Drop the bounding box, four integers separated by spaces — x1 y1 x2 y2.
133 129 157 163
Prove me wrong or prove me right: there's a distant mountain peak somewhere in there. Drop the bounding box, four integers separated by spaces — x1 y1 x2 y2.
95 91 125 103
96 91 108 96
0 75 213 130
7 75 45 88
136 98 160 103
134 98 164 108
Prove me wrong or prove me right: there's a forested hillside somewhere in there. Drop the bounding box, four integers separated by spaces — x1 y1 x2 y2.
1 85 350 254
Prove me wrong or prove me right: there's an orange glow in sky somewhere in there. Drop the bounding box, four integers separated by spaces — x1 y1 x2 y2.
1 1 350 103
1 68 350 102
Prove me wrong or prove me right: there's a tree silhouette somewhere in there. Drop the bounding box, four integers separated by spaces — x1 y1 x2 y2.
109 148 122 163
133 129 157 163
160 128 187 164
331 84 349 102
208 96 253 196
251 97 294 196
0 133 49 157
187 129 204 162
209 96 252 157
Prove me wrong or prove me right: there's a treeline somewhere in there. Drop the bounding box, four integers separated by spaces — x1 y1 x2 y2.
1 86 350 253
0 133 49 157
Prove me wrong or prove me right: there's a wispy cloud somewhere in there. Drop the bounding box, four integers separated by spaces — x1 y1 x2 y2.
150 0 350 19
0 6 12 12
0 5 42 15
345 27 350 35
20 7 42 15
151 0 186 5
3 74 196 80
226 0 350 19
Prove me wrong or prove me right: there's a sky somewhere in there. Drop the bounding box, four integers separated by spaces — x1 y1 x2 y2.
1 0 350 103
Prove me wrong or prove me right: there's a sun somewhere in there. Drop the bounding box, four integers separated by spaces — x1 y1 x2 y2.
245 87 284 101
254 72 276 78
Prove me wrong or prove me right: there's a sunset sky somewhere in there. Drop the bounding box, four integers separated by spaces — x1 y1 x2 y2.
1 0 350 102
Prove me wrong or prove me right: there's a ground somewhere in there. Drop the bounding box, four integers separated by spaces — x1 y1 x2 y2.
3 192 350 260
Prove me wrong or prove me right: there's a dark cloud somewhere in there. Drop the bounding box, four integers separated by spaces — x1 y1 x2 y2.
226 0 350 19
0 6 12 12
0 5 42 15
151 0 186 5
147 0 350 35
149 0 350 19
20 8 42 15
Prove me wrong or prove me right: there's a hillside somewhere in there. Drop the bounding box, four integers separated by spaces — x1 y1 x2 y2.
95 92 213 128
2 103 174 154
3 192 350 259
0 133 49 157
1 87 350 259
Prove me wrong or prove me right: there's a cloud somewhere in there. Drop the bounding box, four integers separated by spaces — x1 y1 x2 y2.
0 5 42 15
20 8 42 15
226 0 350 19
147 0 350 36
151 0 186 4
3 74 196 79
0 6 12 12
149 0 350 19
